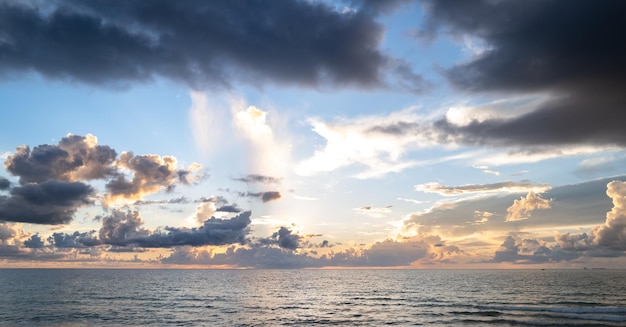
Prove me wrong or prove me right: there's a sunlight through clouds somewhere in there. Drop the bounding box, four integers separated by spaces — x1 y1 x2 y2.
233 104 291 178
1 0 626 272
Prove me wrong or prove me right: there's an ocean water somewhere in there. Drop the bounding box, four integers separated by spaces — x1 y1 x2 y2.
0 269 625 326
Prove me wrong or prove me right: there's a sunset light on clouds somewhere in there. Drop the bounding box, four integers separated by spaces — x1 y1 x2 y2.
1 0 626 269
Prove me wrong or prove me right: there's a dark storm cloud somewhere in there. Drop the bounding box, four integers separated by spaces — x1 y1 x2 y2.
420 0 626 147
0 177 10 190
233 174 282 185
349 0 413 15
0 180 94 224
0 0 427 91
423 0 626 94
432 96 626 147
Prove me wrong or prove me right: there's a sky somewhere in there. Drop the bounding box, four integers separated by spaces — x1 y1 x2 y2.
1 0 626 269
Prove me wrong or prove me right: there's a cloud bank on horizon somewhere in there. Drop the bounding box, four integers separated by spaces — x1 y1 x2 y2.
1 0 626 268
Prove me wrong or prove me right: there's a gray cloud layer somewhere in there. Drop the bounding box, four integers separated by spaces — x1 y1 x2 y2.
162 237 438 269
47 210 252 249
0 180 94 224
0 177 10 190
421 0 626 147
0 0 427 92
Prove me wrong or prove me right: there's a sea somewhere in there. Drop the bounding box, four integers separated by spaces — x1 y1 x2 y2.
0 269 625 326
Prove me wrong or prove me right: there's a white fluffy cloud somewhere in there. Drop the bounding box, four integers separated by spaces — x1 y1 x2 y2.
233 104 291 178
506 192 552 222
589 181 626 250
295 109 436 178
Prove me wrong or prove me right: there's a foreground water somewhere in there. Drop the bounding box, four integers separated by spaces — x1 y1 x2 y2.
0 269 625 326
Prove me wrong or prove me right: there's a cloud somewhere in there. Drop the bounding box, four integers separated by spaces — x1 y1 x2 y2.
191 196 241 214
0 222 17 242
415 180 551 196
50 231 100 248
4 134 116 185
0 180 94 224
233 105 291 177
216 205 242 213
404 177 618 238
97 210 149 247
162 234 449 268
189 196 241 215
0 177 10 190
133 196 190 206
233 174 282 185
589 181 626 250
420 0 626 148
575 155 626 178
192 202 218 226
506 192 552 222
327 237 433 267
133 211 252 248
104 152 200 205
474 146 618 167
340 101 620 168
492 235 555 264
296 109 435 178
348 0 413 15
43 210 251 249
2 134 199 221
162 245 322 269
353 205 392 218
0 0 425 91
23 234 45 249
293 195 319 201
490 180 626 264
258 226 302 250
241 191 282 203
296 99 615 176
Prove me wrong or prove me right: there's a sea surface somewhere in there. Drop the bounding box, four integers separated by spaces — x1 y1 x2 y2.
0 269 625 326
